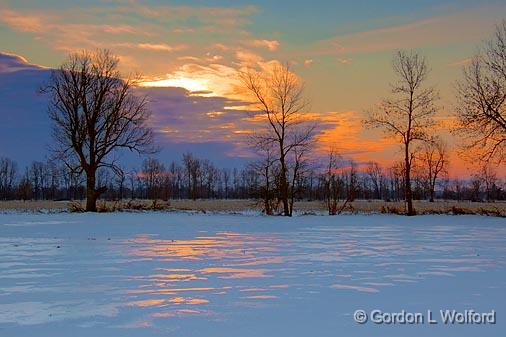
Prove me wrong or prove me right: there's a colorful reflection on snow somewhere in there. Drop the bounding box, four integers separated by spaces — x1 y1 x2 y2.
122 232 286 323
1 215 506 336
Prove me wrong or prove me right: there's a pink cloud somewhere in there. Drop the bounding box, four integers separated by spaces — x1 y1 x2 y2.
101 24 137 34
450 57 473 67
246 39 280 51
337 58 352 65
135 43 186 52
0 52 46 72
235 49 264 65
0 8 46 33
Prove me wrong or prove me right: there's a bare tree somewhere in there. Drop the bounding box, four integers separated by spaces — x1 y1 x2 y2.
28 161 47 200
241 62 315 216
44 49 153 211
323 150 343 215
479 163 498 201
388 161 406 201
366 161 384 200
418 138 449 202
127 169 138 200
114 166 126 200
222 168 231 199
140 158 165 200
169 162 183 199
257 148 277 215
455 20 506 164
201 159 218 199
182 153 201 200
46 160 60 200
365 50 438 215
288 143 311 216
18 171 33 201
0 157 17 200
344 160 359 203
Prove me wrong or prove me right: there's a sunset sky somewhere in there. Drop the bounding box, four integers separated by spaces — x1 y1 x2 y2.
1 0 506 176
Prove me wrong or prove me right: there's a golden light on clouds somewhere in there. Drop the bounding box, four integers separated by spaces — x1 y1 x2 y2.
139 63 244 98
314 111 397 160
246 39 280 51
140 76 210 92
2 0 504 176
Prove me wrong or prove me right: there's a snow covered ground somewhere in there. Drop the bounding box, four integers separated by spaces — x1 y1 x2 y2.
0 212 505 337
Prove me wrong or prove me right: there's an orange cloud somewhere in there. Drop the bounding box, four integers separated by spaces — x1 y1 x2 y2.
140 62 241 98
246 39 280 51
0 8 46 33
101 24 138 34
0 3 279 80
112 42 186 53
314 111 395 157
137 43 186 52
235 49 264 65
304 59 314 66
337 58 352 65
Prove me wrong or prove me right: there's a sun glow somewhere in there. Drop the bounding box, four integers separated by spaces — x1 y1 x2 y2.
140 76 210 93
137 63 245 99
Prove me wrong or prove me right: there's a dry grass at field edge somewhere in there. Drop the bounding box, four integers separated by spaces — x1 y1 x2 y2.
0 199 505 217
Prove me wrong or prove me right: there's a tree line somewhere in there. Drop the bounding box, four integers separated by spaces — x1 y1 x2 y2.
239 20 506 215
1 154 504 207
2 21 505 214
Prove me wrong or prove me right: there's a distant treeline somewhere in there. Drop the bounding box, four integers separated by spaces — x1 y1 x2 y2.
1 154 504 207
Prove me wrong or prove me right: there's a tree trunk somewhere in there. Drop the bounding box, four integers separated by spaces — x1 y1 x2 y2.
278 149 290 216
289 191 294 216
86 171 98 212
429 187 435 202
85 168 107 212
264 166 272 215
405 148 415 216
279 169 290 216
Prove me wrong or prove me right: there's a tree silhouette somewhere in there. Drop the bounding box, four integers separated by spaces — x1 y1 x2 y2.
455 20 506 164
365 51 438 215
44 50 154 211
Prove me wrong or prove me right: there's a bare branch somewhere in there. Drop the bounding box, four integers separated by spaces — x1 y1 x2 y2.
364 50 439 215
454 20 506 165
43 49 154 211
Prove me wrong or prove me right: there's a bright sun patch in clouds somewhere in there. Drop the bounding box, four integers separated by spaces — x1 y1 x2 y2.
139 64 244 99
1 1 505 176
140 76 210 93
